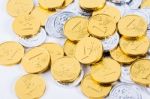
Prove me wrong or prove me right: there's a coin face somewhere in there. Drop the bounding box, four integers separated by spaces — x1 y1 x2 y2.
110 47 137 64
64 16 89 41
7 0 34 17
21 47 50 73
80 75 112 98
118 15 147 38
0 41 24 65
75 37 103 64
79 0 106 10
119 37 149 56
88 14 116 38
39 0 65 9
51 57 81 83
93 5 121 22
109 83 142 99
15 74 46 99
91 58 121 83
40 43 64 64
141 0 150 8
130 59 150 85
13 14 41 38
64 40 76 57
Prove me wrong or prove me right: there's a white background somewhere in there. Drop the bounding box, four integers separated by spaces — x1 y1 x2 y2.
0 0 87 99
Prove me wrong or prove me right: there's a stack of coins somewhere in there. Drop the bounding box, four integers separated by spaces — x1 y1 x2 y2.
0 0 150 98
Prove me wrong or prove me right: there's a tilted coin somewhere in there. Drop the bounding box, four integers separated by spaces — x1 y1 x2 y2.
7 0 34 17
141 0 150 8
21 47 50 73
15 28 47 48
64 39 76 57
110 47 137 64
79 0 106 11
81 74 112 98
88 14 117 38
0 41 24 65
40 43 64 64
31 6 55 26
12 14 41 38
130 59 150 86
92 5 121 22
91 58 121 83
64 16 89 41
15 74 46 99
51 57 81 83
45 11 76 38
102 32 120 52
39 0 65 9
119 37 149 56
75 37 103 64
109 83 142 99
118 15 147 38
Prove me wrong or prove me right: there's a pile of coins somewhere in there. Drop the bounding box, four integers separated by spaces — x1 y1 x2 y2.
0 0 150 98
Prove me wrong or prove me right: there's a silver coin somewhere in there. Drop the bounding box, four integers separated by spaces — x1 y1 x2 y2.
109 83 142 99
102 32 120 52
15 28 47 48
108 0 132 4
45 11 77 38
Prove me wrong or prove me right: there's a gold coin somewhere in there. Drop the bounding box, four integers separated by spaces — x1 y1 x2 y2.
75 37 103 64
40 43 64 64
118 15 147 38
92 5 121 22
51 57 81 83
119 36 149 56
7 0 34 17
79 0 106 11
13 14 41 38
39 0 65 9
141 0 150 8
0 41 24 65
64 16 89 41
15 74 46 99
31 7 55 26
81 75 112 98
91 58 121 83
21 47 50 73
64 40 76 57
110 47 137 64
130 59 150 86
88 14 116 38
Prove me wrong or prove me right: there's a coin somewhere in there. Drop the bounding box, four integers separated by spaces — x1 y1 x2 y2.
119 37 149 56
21 47 50 73
15 28 47 48
0 41 24 65
91 58 121 83
7 0 34 17
75 37 103 64
141 0 150 8
51 57 81 83
102 32 120 52
12 14 41 38
31 7 55 26
64 39 76 57
45 11 76 38
110 47 137 64
79 0 106 11
130 59 150 86
88 14 116 38
109 83 142 99
118 15 147 38
93 5 121 22
15 74 46 99
40 43 64 64
64 16 89 41
39 0 65 9
80 74 112 98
